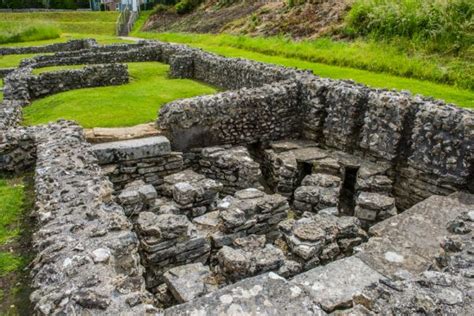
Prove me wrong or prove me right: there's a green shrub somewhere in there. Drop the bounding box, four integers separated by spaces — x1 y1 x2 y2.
0 22 60 44
152 3 172 14
175 0 202 14
346 0 474 53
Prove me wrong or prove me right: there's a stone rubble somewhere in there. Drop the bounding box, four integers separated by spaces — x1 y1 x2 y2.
135 212 211 293
279 212 367 270
159 169 223 217
192 145 263 195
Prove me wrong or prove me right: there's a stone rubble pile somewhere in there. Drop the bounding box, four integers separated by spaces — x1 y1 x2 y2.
135 212 211 293
117 180 158 216
293 173 342 214
162 262 217 304
211 188 290 246
216 235 300 282
193 145 263 195
159 169 223 217
279 212 367 270
354 191 397 226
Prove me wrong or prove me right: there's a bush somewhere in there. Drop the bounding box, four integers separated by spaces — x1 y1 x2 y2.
0 22 61 44
345 0 474 53
175 0 202 14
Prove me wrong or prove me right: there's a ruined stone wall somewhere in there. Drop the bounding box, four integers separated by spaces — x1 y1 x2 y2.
19 44 161 68
0 126 36 172
0 67 15 78
30 121 156 315
2 63 128 102
0 39 97 56
158 72 473 209
26 63 128 99
92 137 184 191
158 80 301 151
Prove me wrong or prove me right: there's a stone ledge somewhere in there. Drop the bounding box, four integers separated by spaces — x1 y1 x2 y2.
92 136 171 164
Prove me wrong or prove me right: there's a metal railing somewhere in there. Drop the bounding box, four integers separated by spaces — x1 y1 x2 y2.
116 6 139 36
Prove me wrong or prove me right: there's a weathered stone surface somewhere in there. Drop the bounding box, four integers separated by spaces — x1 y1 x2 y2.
194 145 263 194
291 256 385 312
93 136 171 164
159 169 223 217
356 192 474 278
29 121 155 315
215 188 289 241
216 235 288 282
164 272 326 315
163 263 217 303
280 213 366 269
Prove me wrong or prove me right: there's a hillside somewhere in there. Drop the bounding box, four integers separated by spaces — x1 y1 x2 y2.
144 0 351 39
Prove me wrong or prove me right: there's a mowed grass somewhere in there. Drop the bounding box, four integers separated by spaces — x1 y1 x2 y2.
0 12 119 36
23 62 217 128
134 32 474 108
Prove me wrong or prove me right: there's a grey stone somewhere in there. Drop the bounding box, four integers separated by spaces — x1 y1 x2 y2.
291 256 385 312
164 272 326 315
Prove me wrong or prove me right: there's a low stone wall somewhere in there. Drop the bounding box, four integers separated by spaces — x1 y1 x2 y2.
30 121 156 314
92 137 184 191
0 39 97 56
158 80 301 151
20 43 161 68
27 63 128 99
3 64 129 101
0 67 15 78
0 126 36 172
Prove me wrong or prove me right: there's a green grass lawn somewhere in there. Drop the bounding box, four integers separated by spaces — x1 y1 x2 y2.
23 62 217 128
131 32 474 108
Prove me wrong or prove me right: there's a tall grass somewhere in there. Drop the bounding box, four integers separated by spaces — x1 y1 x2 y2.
0 12 119 36
0 22 60 44
346 0 474 54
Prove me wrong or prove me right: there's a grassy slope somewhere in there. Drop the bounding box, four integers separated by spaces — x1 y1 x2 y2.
132 32 474 108
0 12 119 36
23 62 217 128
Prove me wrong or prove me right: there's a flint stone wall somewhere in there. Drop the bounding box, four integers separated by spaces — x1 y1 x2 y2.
2 64 128 102
0 67 15 78
159 66 473 209
30 121 155 315
0 39 97 56
158 80 301 151
19 43 162 68
26 63 129 99
92 136 184 191
0 126 36 172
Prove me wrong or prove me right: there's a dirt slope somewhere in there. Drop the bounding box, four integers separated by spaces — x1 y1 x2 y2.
143 1 352 39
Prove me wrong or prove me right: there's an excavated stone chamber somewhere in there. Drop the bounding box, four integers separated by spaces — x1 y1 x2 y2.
0 39 472 315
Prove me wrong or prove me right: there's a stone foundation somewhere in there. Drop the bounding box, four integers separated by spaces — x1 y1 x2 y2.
0 38 472 314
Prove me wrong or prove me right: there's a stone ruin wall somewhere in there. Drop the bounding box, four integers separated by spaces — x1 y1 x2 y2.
0 39 472 314
158 56 474 211
0 38 97 56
